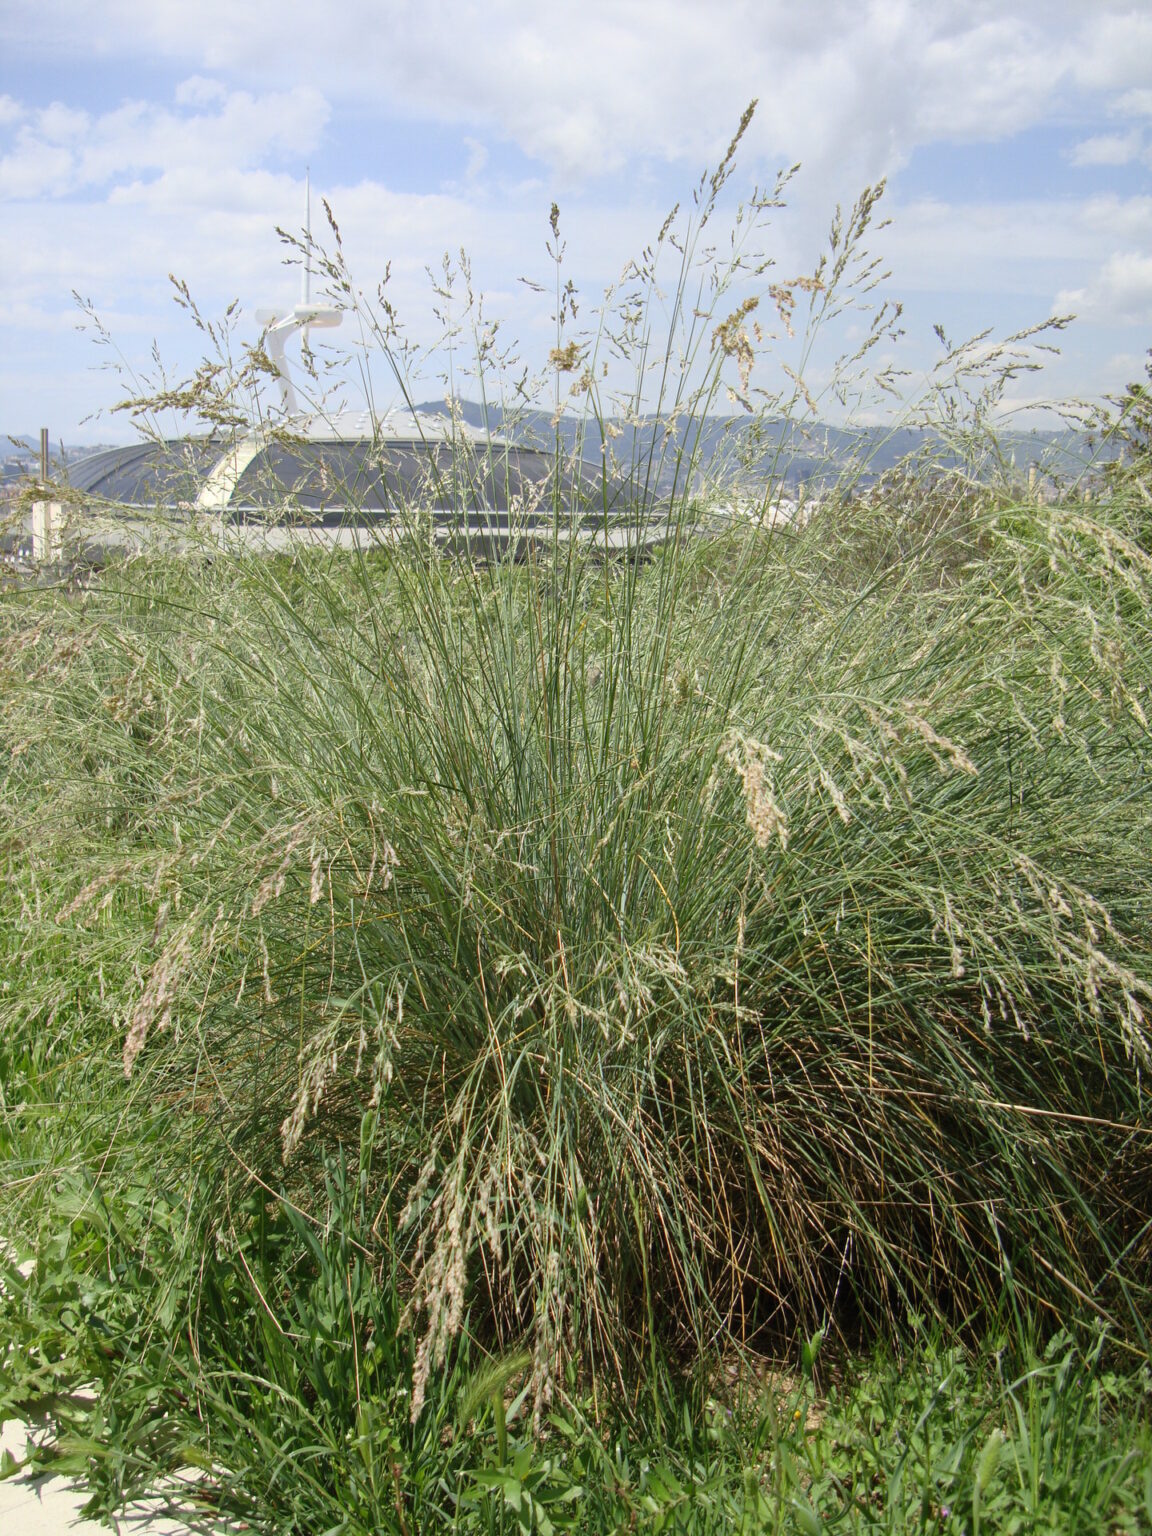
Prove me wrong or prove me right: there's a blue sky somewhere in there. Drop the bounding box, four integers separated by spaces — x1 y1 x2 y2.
2 0 1150 442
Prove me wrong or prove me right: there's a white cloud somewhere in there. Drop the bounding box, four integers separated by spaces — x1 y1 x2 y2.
4 1 1152 435
1115 88 1152 120
5 0 1148 191
1067 8 1152 94
173 75 229 108
1070 130 1146 168
463 136 488 182
7 162 1143 425
879 193 1152 297
1100 351 1150 394
1057 252 1152 327
0 137 73 198
37 102 91 142
0 83 329 199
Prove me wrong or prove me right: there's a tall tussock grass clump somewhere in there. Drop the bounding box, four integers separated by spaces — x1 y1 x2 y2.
7 473 1152 1404
3 117 1151 1431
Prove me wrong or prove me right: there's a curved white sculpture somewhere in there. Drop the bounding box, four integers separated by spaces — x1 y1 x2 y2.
255 170 342 415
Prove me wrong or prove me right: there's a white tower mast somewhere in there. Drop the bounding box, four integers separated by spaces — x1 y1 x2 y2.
256 168 341 416
304 165 311 306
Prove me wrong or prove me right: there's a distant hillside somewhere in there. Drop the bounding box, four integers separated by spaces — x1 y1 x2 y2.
411 400 1108 492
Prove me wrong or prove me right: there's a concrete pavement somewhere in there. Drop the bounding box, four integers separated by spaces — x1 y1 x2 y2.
0 1415 203 1535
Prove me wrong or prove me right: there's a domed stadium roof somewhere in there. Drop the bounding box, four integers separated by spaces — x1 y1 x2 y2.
56 232 668 561
64 407 661 558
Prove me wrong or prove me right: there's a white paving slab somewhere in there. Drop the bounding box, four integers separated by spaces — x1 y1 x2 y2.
1 1243 223 1534
0 1416 208 1535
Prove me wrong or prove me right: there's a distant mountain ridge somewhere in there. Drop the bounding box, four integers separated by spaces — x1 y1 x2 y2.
410 400 1108 492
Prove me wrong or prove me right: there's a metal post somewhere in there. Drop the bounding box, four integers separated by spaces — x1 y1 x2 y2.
33 429 63 561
